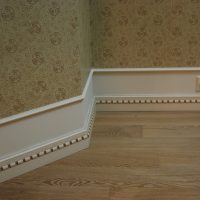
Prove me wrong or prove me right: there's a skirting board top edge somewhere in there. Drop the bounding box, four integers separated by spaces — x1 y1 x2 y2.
92 67 200 73
0 96 82 126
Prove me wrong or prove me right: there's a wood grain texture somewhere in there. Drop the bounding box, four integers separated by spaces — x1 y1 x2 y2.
1 111 200 200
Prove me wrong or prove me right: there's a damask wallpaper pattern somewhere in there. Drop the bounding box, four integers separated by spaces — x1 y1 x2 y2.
91 0 200 68
0 0 91 118
1 0 200 119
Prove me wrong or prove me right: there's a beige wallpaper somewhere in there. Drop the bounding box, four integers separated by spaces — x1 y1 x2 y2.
1 0 200 118
91 0 200 68
0 0 91 118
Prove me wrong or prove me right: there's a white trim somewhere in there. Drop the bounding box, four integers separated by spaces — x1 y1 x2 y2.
0 70 95 183
95 96 200 111
93 69 200 96
0 99 96 163
92 67 200 72
0 133 89 171
96 96 200 104
0 101 95 182
93 68 200 111
1 67 200 182
0 139 90 183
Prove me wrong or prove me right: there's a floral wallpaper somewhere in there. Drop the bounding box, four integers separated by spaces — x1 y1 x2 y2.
0 0 91 118
91 0 200 68
1 0 200 119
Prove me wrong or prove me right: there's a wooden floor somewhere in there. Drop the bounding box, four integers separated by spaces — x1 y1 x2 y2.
1 111 200 200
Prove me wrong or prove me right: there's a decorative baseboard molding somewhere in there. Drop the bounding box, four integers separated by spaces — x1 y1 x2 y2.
0 134 90 172
95 96 200 111
1 67 200 182
0 100 96 170
0 71 95 183
0 100 96 183
93 68 200 111
96 96 200 104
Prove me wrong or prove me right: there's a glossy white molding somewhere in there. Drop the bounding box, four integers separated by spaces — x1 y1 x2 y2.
0 102 96 183
1 67 200 182
0 70 95 183
93 68 200 111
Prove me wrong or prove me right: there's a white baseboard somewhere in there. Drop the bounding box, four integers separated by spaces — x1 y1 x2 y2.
0 71 95 183
93 68 200 111
0 138 90 183
1 67 200 182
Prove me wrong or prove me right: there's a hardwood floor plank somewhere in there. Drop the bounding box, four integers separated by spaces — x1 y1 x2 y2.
143 125 200 138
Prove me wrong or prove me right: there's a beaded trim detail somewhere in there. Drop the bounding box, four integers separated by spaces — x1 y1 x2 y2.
0 102 96 172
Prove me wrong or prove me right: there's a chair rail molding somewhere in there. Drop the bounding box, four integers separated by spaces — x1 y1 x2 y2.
1 67 200 182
